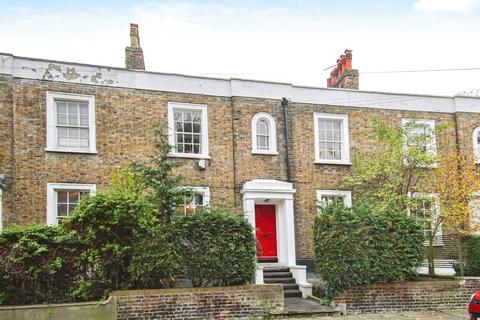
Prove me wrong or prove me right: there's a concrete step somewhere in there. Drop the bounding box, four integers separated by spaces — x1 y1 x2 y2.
264 277 296 284
264 272 292 278
271 297 340 318
263 267 290 273
284 289 302 298
282 283 299 290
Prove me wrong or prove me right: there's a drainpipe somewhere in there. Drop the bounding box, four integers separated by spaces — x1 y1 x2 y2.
0 174 5 231
282 98 292 182
230 98 238 206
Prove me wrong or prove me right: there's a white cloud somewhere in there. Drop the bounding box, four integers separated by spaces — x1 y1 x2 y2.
413 0 478 13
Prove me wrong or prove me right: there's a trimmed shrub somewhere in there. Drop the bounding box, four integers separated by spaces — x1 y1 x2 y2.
313 204 425 297
129 226 184 289
174 208 257 287
0 196 257 304
464 235 480 276
61 190 159 292
0 225 105 305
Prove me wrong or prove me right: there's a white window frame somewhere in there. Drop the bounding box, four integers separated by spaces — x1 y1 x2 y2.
46 183 96 225
401 118 437 158
409 192 443 247
251 112 278 155
316 190 352 209
179 186 211 212
313 113 350 165
472 126 480 164
167 102 209 159
46 92 97 154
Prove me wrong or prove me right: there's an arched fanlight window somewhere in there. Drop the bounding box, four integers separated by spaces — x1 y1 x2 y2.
251 113 277 154
473 126 480 163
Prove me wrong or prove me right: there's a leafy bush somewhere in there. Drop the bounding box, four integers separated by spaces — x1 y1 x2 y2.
0 225 105 305
174 208 257 287
464 235 480 276
129 226 184 288
313 204 425 297
61 190 159 292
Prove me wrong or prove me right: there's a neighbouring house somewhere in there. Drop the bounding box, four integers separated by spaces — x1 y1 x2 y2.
1 24 480 295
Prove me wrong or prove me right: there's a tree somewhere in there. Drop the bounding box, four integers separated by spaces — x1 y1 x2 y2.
131 124 191 224
342 117 435 211
434 145 480 276
342 117 441 274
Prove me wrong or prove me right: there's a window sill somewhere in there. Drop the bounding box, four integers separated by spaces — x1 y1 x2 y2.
168 153 211 160
45 148 98 155
252 150 278 155
314 160 352 165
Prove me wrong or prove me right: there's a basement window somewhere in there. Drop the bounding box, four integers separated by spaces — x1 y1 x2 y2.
409 193 444 246
46 92 96 154
316 190 352 211
46 183 96 225
177 186 211 214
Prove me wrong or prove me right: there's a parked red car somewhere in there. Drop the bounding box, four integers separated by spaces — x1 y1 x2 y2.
469 291 480 320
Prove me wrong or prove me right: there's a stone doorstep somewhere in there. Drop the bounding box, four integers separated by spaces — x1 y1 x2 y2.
270 297 340 318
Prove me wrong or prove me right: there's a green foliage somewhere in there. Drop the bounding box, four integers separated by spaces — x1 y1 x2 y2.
0 124 257 305
174 208 257 287
61 189 158 291
313 204 425 297
131 124 191 224
129 226 184 289
464 235 480 276
342 117 436 211
0 197 256 304
0 225 105 305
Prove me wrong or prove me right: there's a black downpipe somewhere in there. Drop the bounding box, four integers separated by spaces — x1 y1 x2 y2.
282 97 292 182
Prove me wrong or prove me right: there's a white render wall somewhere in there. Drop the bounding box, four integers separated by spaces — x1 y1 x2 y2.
1 52 480 113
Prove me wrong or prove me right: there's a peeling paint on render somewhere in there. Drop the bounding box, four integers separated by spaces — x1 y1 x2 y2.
48 63 61 72
63 67 81 80
90 73 102 83
42 69 53 80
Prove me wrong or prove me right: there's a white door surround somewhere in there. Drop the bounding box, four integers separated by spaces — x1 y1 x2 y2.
241 179 312 298
241 179 297 266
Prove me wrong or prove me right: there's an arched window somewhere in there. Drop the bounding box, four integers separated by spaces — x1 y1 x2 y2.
473 126 480 163
252 113 277 154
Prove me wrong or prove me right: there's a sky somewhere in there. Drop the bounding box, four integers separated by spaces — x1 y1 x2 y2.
1 0 480 96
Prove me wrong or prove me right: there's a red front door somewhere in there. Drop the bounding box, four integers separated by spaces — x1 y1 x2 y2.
255 204 278 260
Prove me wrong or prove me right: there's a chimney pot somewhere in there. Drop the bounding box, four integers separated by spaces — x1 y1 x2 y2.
125 23 145 70
325 49 358 89
130 23 140 48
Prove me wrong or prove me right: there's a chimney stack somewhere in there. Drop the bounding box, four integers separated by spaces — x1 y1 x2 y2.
326 49 359 90
125 23 145 70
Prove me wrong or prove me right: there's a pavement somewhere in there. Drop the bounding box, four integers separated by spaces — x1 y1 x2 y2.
294 309 469 319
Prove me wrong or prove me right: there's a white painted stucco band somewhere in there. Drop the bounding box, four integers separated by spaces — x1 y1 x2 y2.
2 53 480 113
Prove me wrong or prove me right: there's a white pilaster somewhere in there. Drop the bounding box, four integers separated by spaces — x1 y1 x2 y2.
243 197 256 230
284 198 297 266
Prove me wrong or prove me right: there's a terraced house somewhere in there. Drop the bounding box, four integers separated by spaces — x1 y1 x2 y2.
1 24 480 297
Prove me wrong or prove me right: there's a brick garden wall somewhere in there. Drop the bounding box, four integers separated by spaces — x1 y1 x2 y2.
332 277 480 315
112 284 284 320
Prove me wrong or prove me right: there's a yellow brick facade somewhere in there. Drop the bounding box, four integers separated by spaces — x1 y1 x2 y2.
2 57 480 261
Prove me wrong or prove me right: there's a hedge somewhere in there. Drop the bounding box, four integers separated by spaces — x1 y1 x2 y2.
173 208 257 287
0 193 256 305
0 225 104 305
313 204 425 297
464 235 480 276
